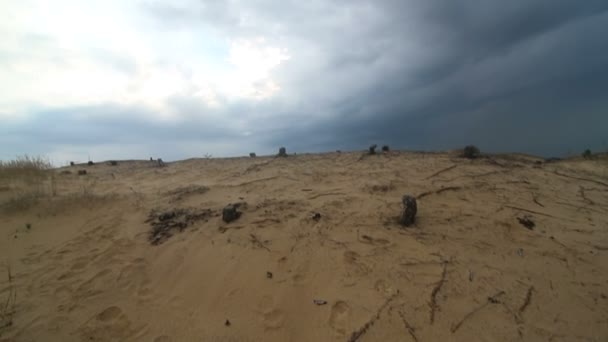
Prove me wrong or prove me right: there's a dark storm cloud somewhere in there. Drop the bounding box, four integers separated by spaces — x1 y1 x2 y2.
3 0 608 162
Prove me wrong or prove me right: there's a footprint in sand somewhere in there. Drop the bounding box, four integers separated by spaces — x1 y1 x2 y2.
97 306 122 321
329 301 351 335
257 296 285 330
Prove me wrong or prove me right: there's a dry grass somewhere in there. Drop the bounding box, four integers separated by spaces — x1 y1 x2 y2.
0 265 16 336
0 155 52 182
0 155 53 212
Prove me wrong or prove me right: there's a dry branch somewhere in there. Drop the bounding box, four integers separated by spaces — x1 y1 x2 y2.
418 186 462 199
504 205 557 218
518 286 534 315
348 292 399 342
552 170 608 187
398 310 418 342
450 291 505 333
429 262 448 324
249 233 271 252
532 193 544 207
425 164 457 179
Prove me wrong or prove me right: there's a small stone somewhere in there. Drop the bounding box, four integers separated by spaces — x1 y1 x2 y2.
266 271 273 279
313 299 327 305
400 195 417 227
312 213 321 221
222 205 241 223
225 319 231 326
78 170 87 175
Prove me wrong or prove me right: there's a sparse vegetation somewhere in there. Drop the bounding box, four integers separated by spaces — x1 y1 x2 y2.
0 156 53 212
369 144 377 154
582 149 592 159
0 265 17 335
249 152 256 158
87 161 94 166
0 155 52 183
382 145 390 152
463 145 481 159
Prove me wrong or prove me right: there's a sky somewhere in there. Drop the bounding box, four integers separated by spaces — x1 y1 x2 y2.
1 0 607 163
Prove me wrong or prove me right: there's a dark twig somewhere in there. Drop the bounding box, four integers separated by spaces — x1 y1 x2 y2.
418 186 462 199
578 187 595 205
249 233 271 252
451 291 505 333
398 310 418 342
518 286 534 315
429 262 448 324
532 193 544 207
504 205 558 219
348 292 399 342
425 164 457 180
552 170 608 187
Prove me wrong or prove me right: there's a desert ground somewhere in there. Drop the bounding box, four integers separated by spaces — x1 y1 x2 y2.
1 150 607 341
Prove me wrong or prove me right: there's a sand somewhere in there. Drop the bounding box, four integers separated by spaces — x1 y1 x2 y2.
1 151 607 341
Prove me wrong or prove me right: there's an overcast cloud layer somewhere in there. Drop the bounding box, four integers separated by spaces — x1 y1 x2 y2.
1 0 607 163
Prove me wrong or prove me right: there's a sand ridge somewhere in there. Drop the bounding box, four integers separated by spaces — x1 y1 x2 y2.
1 151 607 341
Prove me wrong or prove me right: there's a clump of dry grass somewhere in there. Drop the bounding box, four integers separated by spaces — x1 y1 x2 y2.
0 155 52 183
0 155 53 212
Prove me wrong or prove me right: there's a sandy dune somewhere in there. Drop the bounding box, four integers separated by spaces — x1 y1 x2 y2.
1 151 607 341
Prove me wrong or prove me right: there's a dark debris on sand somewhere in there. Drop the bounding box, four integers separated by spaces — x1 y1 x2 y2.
146 208 215 245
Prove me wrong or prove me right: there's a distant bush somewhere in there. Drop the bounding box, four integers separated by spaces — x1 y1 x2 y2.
249 152 256 158
87 161 94 166
463 145 481 159
369 144 377 154
382 145 390 152
109 160 118 166
582 149 592 159
278 147 287 157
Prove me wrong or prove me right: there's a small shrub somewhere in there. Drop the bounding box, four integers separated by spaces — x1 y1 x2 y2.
382 145 390 152
463 145 480 159
78 170 87 175
70 161 75 166
278 147 287 157
582 149 592 159
249 152 256 158
87 161 94 166
109 160 118 166
369 144 377 154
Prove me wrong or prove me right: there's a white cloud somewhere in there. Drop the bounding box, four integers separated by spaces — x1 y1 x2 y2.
0 0 290 118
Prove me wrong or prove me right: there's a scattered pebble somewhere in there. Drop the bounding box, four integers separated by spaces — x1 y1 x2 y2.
313 299 327 305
